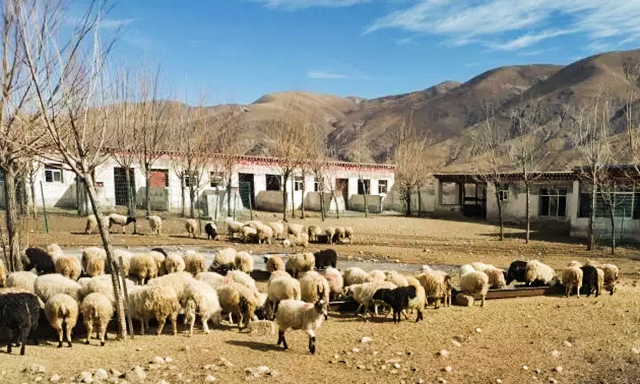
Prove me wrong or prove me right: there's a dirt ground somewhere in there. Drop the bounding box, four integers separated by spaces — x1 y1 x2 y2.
3 211 640 384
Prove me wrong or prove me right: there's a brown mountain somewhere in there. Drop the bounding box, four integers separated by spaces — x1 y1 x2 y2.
205 49 640 169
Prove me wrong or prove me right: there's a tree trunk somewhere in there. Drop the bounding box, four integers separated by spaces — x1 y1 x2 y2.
334 192 340 219
189 184 196 219
362 179 369 218
180 176 186 217
525 182 530 244
124 167 137 234
418 186 422 217
405 187 412 217
301 175 306 219
320 190 325 222
17 178 28 216
291 178 295 219
4 173 21 272
144 166 151 218
282 175 288 222
84 173 127 338
609 205 616 255
495 186 504 241
226 184 232 217
30 179 37 219
588 183 596 251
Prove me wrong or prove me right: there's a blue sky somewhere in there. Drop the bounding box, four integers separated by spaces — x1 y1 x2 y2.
97 0 640 105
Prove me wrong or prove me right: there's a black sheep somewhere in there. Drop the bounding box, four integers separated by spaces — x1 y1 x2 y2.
208 261 236 276
506 260 528 286
372 286 422 323
314 249 338 269
151 248 168 257
580 265 600 297
22 247 56 275
205 223 217 240
0 292 40 355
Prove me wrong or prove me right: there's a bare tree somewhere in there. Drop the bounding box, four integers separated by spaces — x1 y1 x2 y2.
26 159 41 218
474 104 510 241
307 115 330 221
352 123 373 217
19 0 128 337
570 88 613 251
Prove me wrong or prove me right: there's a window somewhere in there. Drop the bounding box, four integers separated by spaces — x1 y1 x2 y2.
210 172 223 188
294 176 303 191
539 188 567 217
149 169 169 188
498 183 509 201
578 187 640 219
378 180 388 194
45 164 63 183
357 179 370 195
314 177 325 192
184 173 198 188
266 174 281 191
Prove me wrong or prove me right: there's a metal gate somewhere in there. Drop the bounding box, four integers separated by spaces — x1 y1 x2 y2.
114 167 135 207
239 173 254 209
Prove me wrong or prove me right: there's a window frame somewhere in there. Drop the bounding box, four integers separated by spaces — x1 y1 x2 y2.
498 183 509 201
357 179 371 195
44 163 63 183
266 174 281 192
539 187 567 217
294 176 304 192
378 180 388 194
210 171 223 188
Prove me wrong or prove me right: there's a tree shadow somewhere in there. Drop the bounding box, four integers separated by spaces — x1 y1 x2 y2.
225 340 285 352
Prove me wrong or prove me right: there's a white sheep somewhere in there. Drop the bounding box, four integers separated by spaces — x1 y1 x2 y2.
108 213 136 234
470 262 506 289
234 251 254 273
195 272 226 290
183 250 206 276
181 280 222 336
320 267 343 300
226 219 244 238
46 244 65 261
81 274 135 305
81 247 106 277
129 253 159 285
147 271 196 300
85 215 107 235
150 251 166 275
242 225 258 243
345 281 396 317
44 293 79 348
113 249 133 277
217 282 259 329
6 271 37 293
285 253 315 278
459 271 489 307
368 270 387 282
342 267 373 286
344 227 354 242
459 264 475 276
275 299 328 354
524 260 556 286
267 222 285 239
285 233 309 251
308 225 323 242
385 271 409 287
567 260 583 268
185 219 199 239
286 223 305 237
299 271 330 319
265 255 285 273
267 272 301 312
35 274 82 303
226 270 257 289
80 292 114 346
334 226 346 242
131 284 181 335
324 227 336 244
148 215 162 236
55 255 81 281
417 271 452 309
561 266 583 298
164 253 186 274
255 223 274 244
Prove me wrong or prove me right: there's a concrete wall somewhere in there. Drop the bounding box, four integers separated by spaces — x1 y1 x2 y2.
383 184 436 213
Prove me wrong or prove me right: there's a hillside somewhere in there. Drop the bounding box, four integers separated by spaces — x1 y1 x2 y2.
201 49 640 170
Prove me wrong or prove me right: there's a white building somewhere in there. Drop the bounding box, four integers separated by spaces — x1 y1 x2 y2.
4 153 395 219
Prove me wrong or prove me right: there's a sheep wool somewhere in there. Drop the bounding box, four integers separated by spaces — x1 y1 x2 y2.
181 280 222 336
148 216 162 236
217 282 258 329
285 253 315 278
267 222 285 239
196 272 226 289
80 292 114 346
235 251 254 273
55 256 82 281
320 267 343 300
44 293 79 348
185 219 198 239
226 270 257 289
308 226 323 242
183 250 206 276
601 264 619 294
275 299 328 354
562 266 583 298
46 244 65 261
286 223 305 237
299 271 331 306
226 220 244 238
265 255 285 273
368 270 387 282
334 227 346 243
5 271 37 293
129 253 159 285
345 281 397 317
242 226 258 243
81 275 136 304
268 273 302 311
81 247 106 277
459 271 489 307
0 292 40 355
108 213 136 234
344 227 354 242
386 272 409 287
164 253 186 274
324 227 336 244
524 260 556 286
35 274 82 303
343 267 373 286
417 271 452 309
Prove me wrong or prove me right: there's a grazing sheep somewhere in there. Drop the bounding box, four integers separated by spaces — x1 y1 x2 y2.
385 271 409 287
81 247 106 277
226 270 257 289
149 251 166 276
286 223 305 237
264 255 285 273
299 271 330 319
22 247 56 275
525 260 556 286
204 222 217 240
368 270 387 282
55 255 81 281
567 260 583 268
506 261 528 285
0 292 40 355
108 213 136 234
44 293 79 348
185 219 199 239
333 226 346 243
81 275 135 305
181 280 222 336
267 272 302 313
35 274 82 303
147 271 196 301
324 227 336 244
109 249 133 277
459 264 475 277
226 219 244 238
601 264 619 294
580 265 600 297
136 284 181 335
320 267 343 300
342 267 373 286
285 253 315 278
242 226 258 243
308 226 323 242
561 266 583 298
244 220 264 229
275 299 328 354
195 272 226 290
285 233 309 251
151 248 168 257
344 227 354 242
148 216 162 236
235 252 254 273
596 267 605 297
85 214 108 235
0 259 5 287
255 223 274 244
373 285 425 323
209 248 238 275
345 281 397 317
183 250 206 276
459 271 489 307
417 271 452 309
164 253 186 274
267 222 285 239
5 271 37 293
217 282 258 329
46 244 65 261
80 292 114 346
313 249 337 269
129 253 159 285
470 263 506 289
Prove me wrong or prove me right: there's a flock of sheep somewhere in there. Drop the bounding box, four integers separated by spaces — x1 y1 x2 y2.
0 225 622 357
